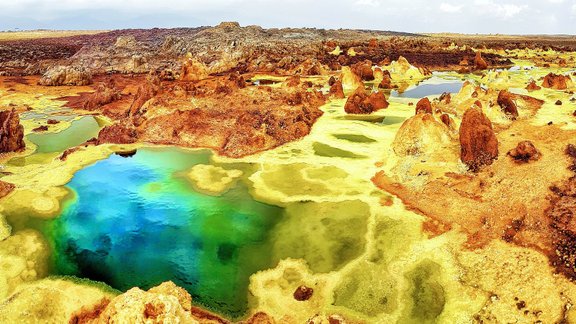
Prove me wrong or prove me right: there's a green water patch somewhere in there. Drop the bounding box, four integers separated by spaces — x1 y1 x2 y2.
338 115 386 123
18 147 284 319
332 134 377 143
335 115 406 125
7 152 61 167
270 200 369 273
27 116 102 153
333 261 399 316
333 216 423 317
312 142 367 159
401 260 446 323
259 163 332 197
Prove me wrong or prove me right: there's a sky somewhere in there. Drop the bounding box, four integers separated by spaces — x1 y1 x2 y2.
0 0 575 34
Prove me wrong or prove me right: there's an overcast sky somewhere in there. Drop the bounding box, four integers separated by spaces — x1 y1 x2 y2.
0 0 575 34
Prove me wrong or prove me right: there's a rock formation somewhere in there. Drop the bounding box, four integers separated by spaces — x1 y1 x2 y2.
392 113 452 156
378 70 393 89
439 92 451 104
507 141 541 163
0 108 25 153
497 90 519 119
526 80 541 92
127 74 161 121
351 60 374 81
180 53 208 81
340 66 364 90
0 180 15 198
97 124 138 144
415 97 432 114
82 81 123 110
328 80 345 99
69 281 227 323
542 73 572 90
474 52 488 70
38 66 92 86
459 107 498 171
344 87 389 114
97 74 326 158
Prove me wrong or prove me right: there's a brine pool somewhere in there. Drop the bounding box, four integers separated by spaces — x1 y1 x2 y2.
391 80 463 98
21 148 285 318
27 116 102 153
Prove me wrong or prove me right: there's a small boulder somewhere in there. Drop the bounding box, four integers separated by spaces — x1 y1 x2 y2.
32 125 49 132
293 285 314 301
556 100 563 106
507 141 541 163
526 80 541 92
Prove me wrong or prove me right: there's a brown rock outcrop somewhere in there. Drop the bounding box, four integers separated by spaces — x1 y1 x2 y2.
542 73 572 90
0 108 25 153
180 54 208 81
378 70 393 89
439 92 451 104
82 81 123 110
328 80 345 99
32 125 49 132
344 87 389 114
69 281 227 323
474 52 488 70
497 90 519 119
507 141 541 163
350 60 374 81
459 107 499 171
0 180 15 198
440 113 454 129
96 74 326 158
526 80 541 92
415 97 432 114
245 312 276 324
127 74 161 122
97 124 138 144
38 66 92 86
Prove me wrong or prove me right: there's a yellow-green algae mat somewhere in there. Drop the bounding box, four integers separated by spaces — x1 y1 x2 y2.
1 64 576 323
